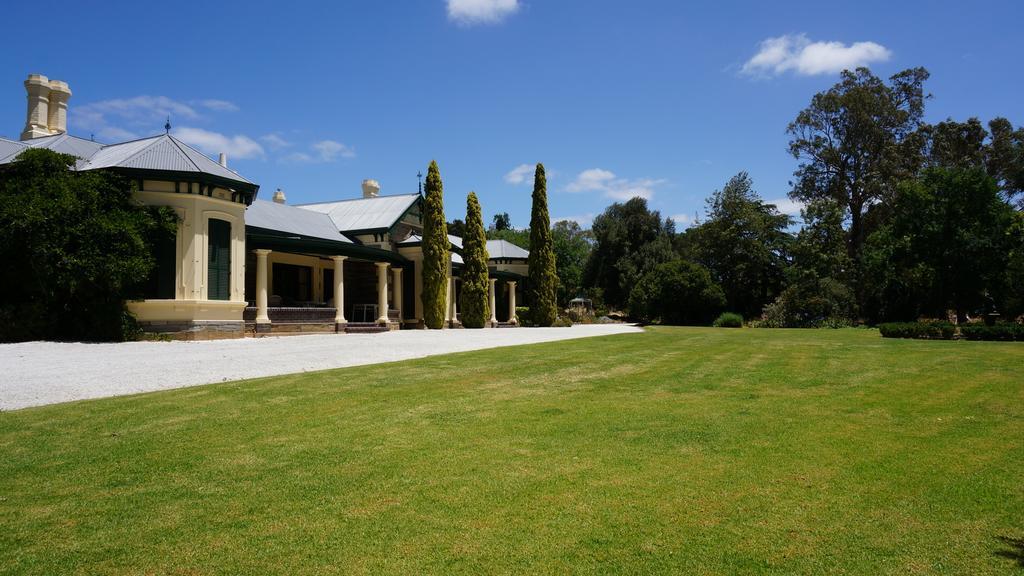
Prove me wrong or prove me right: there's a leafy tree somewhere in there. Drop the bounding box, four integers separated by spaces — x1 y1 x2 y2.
686 172 792 318
584 197 675 309
420 160 449 329
788 67 930 267
628 260 725 325
487 226 531 249
551 220 593 305
459 192 490 328
527 164 558 326
0 149 177 341
491 212 511 231
446 218 466 239
862 167 1016 323
923 117 1024 204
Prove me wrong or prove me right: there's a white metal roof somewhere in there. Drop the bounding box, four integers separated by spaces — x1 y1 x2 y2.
298 193 420 233
246 200 354 243
486 239 530 259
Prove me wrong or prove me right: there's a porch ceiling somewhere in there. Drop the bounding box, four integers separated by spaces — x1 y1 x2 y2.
246 227 408 265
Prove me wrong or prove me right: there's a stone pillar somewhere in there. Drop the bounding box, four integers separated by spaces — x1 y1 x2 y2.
20 74 51 141
376 262 389 324
450 277 458 325
392 267 404 325
508 281 518 325
254 249 272 330
488 278 497 326
46 80 71 134
332 255 347 328
444 256 453 325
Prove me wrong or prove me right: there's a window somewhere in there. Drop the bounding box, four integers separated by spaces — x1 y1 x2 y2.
208 219 232 300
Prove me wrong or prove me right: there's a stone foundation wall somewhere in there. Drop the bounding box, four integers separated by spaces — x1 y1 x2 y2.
139 320 245 340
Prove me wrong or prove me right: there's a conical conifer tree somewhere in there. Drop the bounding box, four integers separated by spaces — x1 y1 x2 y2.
528 163 558 326
459 192 490 328
421 160 449 329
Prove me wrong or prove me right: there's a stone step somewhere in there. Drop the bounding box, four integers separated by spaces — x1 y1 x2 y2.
345 322 390 334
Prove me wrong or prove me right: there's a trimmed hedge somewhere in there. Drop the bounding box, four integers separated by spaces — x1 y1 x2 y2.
878 321 956 340
960 324 1024 341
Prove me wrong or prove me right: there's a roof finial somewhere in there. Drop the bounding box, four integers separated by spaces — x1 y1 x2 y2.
417 170 423 194
164 116 171 134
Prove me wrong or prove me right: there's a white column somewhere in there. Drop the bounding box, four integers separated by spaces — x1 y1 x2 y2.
450 277 458 324
488 278 497 326
508 281 518 324
392 267 404 324
332 255 347 324
376 262 389 324
444 256 453 325
254 249 271 325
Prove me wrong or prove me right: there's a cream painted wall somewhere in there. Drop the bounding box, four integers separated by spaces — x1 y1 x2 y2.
126 181 247 323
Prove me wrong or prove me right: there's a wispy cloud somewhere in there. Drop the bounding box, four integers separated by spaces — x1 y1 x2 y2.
742 34 891 77
174 127 265 160
195 99 240 112
447 0 519 25
504 163 534 185
566 168 665 201
260 133 292 151
766 197 805 216
670 213 697 229
73 95 200 141
282 139 356 163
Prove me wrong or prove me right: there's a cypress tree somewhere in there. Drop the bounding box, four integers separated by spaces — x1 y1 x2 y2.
528 163 558 326
459 192 490 328
421 160 449 329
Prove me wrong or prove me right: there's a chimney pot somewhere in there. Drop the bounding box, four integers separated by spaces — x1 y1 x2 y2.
272 188 286 204
218 153 227 167
45 79 71 135
361 179 381 198
20 74 52 140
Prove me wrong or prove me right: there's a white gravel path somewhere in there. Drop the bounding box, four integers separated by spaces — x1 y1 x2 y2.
0 324 641 411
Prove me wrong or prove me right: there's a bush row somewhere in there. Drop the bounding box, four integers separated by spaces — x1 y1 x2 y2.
878 321 1024 341
960 324 1024 341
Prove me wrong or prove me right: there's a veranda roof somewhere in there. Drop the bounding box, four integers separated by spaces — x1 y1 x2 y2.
297 193 420 234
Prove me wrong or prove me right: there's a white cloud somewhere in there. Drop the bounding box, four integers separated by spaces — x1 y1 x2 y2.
196 99 239 112
174 127 265 160
767 197 805 216
447 0 519 25
566 168 664 201
260 133 292 151
281 139 356 163
553 213 596 228
504 163 534 185
74 96 199 136
741 34 891 77
670 213 696 229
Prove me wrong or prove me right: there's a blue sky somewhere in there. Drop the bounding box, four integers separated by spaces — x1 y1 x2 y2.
1 0 1020 228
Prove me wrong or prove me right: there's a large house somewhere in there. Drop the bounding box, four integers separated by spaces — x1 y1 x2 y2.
0 74 528 339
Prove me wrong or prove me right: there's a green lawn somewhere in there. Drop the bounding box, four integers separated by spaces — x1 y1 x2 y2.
1 327 1023 575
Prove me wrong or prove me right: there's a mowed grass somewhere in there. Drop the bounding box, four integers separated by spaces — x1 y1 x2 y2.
1 328 1023 575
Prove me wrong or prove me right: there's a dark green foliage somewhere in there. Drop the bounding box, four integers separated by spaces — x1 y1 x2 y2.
528 164 558 326
446 218 466 239
491 212 511 231
713 312 743 328
960 323 1024 341
686 172 792 318
551 220 592 306
487 227 530 249
420 160 448 329
515 306 532 327
757 277 856 329
584 197 675 309
550 315 573 328
877 321 956 340
924 117 1024 204
0 149 177 342
459 192 489 328
628 260 726 325
862 168 1016 323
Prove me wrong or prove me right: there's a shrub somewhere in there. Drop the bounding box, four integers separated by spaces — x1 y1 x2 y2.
551 315 573 327
420 160 448 329
628 260 725 325
960 323 1024 341
713 312 743 328
515 306 533 327
755 276 856 328
566 307 595 324
458 192 489 328
877 321 956 340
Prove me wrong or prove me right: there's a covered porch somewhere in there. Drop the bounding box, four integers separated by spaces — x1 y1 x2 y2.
244 231 409 335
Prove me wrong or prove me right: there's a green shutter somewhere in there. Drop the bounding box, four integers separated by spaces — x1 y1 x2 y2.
208 219 232 301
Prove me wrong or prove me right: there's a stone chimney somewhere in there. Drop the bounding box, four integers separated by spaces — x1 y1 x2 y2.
20 74 72 140
272 188 286 204
361 179 380 198
46 79 71 135
218 153 228 167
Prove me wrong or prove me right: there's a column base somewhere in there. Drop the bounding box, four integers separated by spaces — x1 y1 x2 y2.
335 322 348 332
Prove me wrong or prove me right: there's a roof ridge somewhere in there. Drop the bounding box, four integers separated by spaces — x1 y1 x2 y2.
295 192 420 206
91 134 164 167
165 134 204 173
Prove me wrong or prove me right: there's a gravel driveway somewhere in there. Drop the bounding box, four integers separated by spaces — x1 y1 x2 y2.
0 324 641 411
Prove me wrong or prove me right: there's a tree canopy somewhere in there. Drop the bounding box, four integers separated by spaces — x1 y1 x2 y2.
420 160 448 329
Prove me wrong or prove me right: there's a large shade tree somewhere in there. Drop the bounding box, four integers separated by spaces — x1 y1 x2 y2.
420 160 449 329
0 149 177 342
527 164 558 326
459 192 490 328
551 220 593 306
